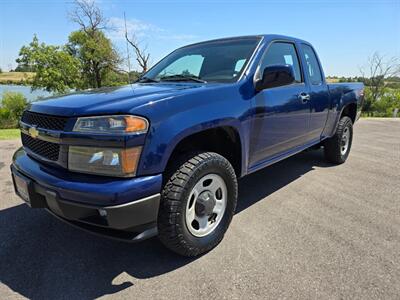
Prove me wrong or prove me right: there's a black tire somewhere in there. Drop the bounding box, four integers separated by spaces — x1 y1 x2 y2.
158 152 238 257
324 116 353 164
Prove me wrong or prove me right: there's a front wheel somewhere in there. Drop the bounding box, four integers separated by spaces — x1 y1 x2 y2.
158 152 238 257
324 116 353 164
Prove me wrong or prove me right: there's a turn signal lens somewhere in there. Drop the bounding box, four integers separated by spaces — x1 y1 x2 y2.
121 147 142 174
124 116 148 133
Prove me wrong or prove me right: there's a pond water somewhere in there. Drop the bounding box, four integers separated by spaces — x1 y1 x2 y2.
0 84 52 102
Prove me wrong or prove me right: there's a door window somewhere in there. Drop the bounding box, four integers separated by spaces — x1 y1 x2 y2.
301 44 323 85
259 42 302 83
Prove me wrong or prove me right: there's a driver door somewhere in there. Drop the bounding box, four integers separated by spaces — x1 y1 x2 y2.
249 41 310 167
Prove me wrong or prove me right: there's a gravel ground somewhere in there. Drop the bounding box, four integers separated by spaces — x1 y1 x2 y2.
0 118 399 299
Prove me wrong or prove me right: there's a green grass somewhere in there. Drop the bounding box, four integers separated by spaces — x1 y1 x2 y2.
0 129 20 140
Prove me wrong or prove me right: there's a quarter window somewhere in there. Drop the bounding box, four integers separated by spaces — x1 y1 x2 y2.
259 42 302 83
301 44 323 85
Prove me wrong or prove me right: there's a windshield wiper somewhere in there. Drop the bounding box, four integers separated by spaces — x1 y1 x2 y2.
159 74 207 83
137 76 159 83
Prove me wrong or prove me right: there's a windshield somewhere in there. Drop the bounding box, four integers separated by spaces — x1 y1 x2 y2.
141 37 261 83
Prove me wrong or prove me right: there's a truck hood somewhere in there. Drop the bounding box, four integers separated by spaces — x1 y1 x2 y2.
28 83 205 116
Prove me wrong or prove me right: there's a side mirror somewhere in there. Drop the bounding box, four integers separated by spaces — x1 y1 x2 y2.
255 65 295 92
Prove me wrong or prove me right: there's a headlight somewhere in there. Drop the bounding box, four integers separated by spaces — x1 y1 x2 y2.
73 115 148 134
68 146 142 177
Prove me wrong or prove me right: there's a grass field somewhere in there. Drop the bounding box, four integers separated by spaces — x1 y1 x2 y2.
0 72 35 84
0 129 20 140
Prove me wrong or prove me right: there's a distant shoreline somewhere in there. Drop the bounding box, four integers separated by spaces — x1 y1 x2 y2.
0 81 31 86
0 72 34 86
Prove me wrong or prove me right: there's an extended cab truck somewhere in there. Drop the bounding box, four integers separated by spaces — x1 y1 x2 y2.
11 35 364 256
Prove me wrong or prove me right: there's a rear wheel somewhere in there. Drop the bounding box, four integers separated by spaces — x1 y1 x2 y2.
158 152 237 256
324 116 353 164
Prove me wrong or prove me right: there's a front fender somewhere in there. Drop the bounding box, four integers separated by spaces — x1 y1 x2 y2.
138 114 247 176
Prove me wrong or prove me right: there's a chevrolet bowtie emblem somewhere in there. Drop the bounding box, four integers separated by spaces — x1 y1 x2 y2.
28 126 39 139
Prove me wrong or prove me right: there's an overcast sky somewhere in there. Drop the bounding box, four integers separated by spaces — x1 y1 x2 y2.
0 0 399 76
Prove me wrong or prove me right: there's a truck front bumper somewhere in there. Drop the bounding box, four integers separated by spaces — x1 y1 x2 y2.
11 147 163 242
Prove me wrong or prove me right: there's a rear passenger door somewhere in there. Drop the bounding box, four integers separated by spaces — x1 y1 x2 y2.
249 41 311 167
299 44 330 141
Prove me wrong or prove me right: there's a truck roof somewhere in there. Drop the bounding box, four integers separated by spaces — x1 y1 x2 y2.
182 34 311 48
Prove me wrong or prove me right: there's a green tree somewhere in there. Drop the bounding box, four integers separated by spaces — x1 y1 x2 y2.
102 70 130 87
67 30 120 88
16 35 82 94
68 0 121 88
371 89 400 117
362 88 374 113
128 70 141 82
0 92 28 128
14 64 34 72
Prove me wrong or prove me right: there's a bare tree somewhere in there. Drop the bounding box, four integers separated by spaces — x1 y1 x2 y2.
69 0 107 34
125 35 150 73
123 14 150 74
360 52 400 102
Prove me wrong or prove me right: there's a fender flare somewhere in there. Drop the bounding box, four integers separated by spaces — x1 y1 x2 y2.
158 118 246 176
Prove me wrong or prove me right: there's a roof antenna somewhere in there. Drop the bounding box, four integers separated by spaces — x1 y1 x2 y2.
124 12 132 86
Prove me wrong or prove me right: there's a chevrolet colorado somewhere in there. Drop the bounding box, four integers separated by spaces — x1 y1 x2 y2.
11 35 364 256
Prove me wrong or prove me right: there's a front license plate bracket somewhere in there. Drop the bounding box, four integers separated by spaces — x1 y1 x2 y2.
11 169 47 208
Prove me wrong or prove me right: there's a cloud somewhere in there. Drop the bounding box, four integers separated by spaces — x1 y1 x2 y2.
108 17 197 42
108 17 161 40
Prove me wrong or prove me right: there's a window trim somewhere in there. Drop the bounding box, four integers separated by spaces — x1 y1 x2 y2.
300 43 324 86
254 40 305 86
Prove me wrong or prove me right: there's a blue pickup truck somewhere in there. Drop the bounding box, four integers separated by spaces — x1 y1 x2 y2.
11 34 364 256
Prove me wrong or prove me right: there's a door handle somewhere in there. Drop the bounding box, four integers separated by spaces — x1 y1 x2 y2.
299 93 310 103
